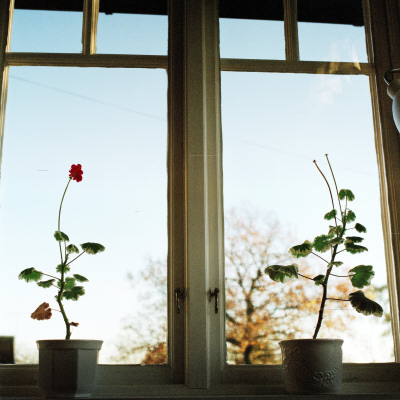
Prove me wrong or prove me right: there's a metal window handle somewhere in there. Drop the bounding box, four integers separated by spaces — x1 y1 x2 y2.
175 288 185 314
209 288 220 314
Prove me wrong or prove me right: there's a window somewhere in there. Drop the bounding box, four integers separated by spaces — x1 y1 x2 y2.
1 0 400 397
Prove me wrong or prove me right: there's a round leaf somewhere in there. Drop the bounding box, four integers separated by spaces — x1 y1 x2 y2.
18 268 43 282
265 264 299 283
54 231 69 242
81 242 105 255
349 265 375 288
349 290 383 317
289 241 312 258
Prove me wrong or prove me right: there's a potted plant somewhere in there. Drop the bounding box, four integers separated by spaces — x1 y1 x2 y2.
264 155 383 395
18 164 105 399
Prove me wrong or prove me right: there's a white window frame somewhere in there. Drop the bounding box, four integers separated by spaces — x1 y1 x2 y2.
1 0 400 398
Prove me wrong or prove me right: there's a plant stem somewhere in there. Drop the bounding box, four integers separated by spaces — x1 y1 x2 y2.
57 178 72 340
325 154 343 218
56 265 71 340
312 160 347 339
58 179 71 264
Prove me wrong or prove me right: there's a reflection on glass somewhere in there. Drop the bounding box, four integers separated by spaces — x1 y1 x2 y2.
298 22 367 63
97 13 167 55
219 18 285 60
222 72 393 364
0 67 167 364
11 6 83 53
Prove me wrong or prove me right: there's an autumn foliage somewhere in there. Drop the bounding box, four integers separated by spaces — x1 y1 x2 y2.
114 208 353 364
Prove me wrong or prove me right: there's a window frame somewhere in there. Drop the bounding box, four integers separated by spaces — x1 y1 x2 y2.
1 0 400 397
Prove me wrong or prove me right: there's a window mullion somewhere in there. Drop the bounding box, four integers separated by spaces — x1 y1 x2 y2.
0 0 12 171
82 0 99 55
283 0 299 61
183 0 223 388
367 0 400 363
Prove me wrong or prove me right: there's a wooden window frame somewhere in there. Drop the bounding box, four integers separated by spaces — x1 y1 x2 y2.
1 0 400 398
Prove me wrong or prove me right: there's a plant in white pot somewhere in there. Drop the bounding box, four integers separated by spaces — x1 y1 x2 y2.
264 155 383 395
18 164 105 399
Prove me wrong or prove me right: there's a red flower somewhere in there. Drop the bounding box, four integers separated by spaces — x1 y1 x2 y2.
69 164 83 182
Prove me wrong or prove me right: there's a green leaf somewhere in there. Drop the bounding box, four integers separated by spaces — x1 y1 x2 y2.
329 237 344 246
313 274 325 285
264 265 298 283
345 236 364 244
328 225 344 236
289 241 312 258
66 244 79 254
354 223 367 233
56 264 70 274
37 279 55 288
345 210 356 223
73 274 89 282
81 242 105 255
313 235 334 253
349 290 383 317
324 209 337 221
62 286 85 301
18 268 43 282
54 231 69 242
339 189 355 201
345 241 368 254
327 261 343 268
349 265 375 288
64 277 76 290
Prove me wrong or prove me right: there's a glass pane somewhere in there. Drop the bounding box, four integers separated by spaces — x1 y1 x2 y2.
219 18 285 60
97 13 167 55
11 2 83 53
222 72 394 364
298 22 367 62
0 67 168 364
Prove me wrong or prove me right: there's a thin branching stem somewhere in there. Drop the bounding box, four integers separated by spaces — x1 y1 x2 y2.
311 252 329 264
66 252 85 266
326 298 350 301
298 273 314 281
325 154 343 218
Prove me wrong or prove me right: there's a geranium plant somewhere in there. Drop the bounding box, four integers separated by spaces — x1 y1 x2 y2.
265 155 383 339
18 164 105 340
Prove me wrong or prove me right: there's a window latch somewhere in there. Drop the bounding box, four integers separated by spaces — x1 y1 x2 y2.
174 288 185 314
209 287 220 314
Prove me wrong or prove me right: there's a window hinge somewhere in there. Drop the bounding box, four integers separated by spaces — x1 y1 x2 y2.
208 287 220 314
174 288 185 314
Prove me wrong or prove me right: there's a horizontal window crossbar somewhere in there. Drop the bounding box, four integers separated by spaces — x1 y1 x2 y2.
221 59 374 75
4 53 168 68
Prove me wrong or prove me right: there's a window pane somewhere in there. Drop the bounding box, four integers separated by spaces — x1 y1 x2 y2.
11 1 83 53
97 13 167 55
298 21 368 62
219 18 285 60
222 72 393 364
0 67 168 364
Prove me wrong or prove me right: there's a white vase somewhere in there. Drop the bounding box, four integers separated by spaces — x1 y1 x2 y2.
280 339 343 394
37 339 103 399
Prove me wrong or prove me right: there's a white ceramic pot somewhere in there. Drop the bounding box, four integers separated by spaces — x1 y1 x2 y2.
37 339 103 399
279 339 343 394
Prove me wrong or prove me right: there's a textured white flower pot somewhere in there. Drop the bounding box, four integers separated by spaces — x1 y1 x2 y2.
280 339 343 394
37 340 103 399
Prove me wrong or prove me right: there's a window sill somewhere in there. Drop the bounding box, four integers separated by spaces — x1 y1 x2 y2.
1 363 400 399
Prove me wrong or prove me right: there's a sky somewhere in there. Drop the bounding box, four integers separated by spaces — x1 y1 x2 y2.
0 7 393 363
